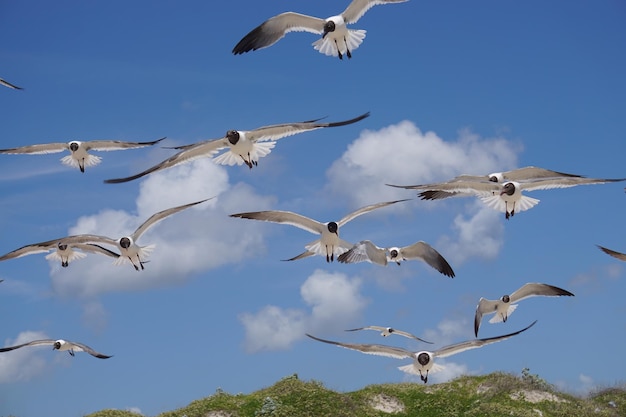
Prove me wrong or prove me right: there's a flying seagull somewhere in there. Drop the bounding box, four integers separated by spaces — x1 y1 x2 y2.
474 283 574 337
307 320 537 383
391 173 625 219
105 113 369 183
0 77 23 90
65 198 211 271
0 137 165 173
0 338 112 359
387 166 588 200
345 325 433 344
337 239 455 277
230 199 408 262
0 237 119 268
232 0 408 60
597 245 626 261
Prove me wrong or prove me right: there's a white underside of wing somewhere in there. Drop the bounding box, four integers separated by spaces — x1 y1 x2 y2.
212 142 276 166
398 362 444 376
304 238 352 258
312 29 366 56
113 245 155 266
45 250 87 263
61 154 102 168
480 194 540 213
488 304 518 323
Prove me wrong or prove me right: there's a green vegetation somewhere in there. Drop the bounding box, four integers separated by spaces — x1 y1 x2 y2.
85 371 626 417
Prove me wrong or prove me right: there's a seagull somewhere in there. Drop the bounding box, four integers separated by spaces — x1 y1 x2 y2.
0 237 120 267
233 0 408 60
230 199 408 262
387 166 588 200
0 338 112 359
597 245 626 261
345 325 433 344
307 320 537 383
0 77 23 90
66 198 211 271
474 283 574 337
391 173 626 219
337 239 455 277
105 113 369 183
0 137 165 173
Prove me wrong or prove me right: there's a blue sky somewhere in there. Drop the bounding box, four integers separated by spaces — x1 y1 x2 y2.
1 1 625 416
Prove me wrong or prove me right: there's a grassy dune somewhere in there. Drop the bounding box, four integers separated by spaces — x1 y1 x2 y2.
85 370 625 417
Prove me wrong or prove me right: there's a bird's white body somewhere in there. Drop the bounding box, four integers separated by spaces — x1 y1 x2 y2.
212 131 277 168
311 16 367 58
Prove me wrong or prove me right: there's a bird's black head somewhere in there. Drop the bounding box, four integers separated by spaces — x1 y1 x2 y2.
323 21 336 38
226 130 240 145
119 237 132 249
69 142 80 152
417 352 430 366
327 222 338 234
489 175 498 182
502 294 510 303
389 249 399 259
57 242 68 251
501 182 516 196
53 341 62 350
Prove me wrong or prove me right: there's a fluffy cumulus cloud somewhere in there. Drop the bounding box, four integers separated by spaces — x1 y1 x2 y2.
0 331 50 383
436 200 505 264
49 159 275 298
325 121 520 208
325 121 518 264
239 269 369 352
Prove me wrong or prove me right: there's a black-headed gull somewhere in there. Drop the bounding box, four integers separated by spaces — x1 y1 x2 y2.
67 198 211 271
388 166 587 200
337 239 455 277
230 199 408 262
105 113 369 183
0 338 111 359
392 174 625 219
0 77 23 90
474 283 573 337
0 237 119 268
345 325 433 344
307 320 536 383
233 0 408 60
597 245 626 261
0 137 165 173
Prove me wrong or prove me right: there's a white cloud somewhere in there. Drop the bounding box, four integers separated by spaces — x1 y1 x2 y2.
81 300 108 333
422 316 472 348
322 121 518 265
239 306 308 352
437 201 505 264
239 269 369 352
0 331 50 383
126 407 144 415
325 121 520 208
49 160 274 297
